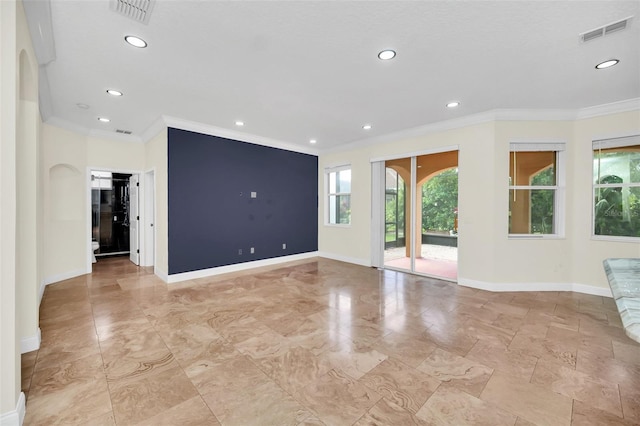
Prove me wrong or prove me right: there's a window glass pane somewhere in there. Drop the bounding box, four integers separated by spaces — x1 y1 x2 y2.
509 151 556 186
594 185 640 237
593 147 640 185
329 172 337 194
338 170 351 193
509 189 555 234
329 194 337 223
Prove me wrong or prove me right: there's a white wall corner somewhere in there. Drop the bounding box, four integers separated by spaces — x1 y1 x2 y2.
43 268 87 286
458 277 613 297
154 267 169 283
20 327 41 354
38 279 45 305
0 392 25 426
318 251 371 268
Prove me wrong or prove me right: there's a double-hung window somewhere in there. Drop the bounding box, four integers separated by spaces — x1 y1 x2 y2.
326 165 351 225
508 142 565 237
593 135 640 239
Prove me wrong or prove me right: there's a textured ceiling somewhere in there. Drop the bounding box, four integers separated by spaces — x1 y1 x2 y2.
24 0 640 151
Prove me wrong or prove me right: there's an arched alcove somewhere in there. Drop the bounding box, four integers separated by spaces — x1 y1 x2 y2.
49 164 83 221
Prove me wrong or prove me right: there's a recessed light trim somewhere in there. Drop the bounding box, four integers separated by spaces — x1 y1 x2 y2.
363 124 372 130
235 121 244 126
106 89 123 96
595 59 619 69
76 103 90 109
446 101 460 108
309 139 317 144
378 50 396 60
98 117 110 123
124 35 147 48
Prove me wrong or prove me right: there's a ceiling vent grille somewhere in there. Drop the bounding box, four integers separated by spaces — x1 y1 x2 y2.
580 16 633 43
110 0 155 25
116 129 132 135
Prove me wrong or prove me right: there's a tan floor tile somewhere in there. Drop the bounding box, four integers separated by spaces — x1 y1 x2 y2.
109 364 198 425
353 398 430 426
480 370 572 426
509 331 577 368
24 375 112 426
28 257 637 426
571 400 634 425
612 339 640 365
372 330 437 368
531 359 622 417
100 329 174 382
295 369 382 425
467 339 538 381
416 386 517 426
257 346 333 394
323 342 388 379
134 396 219 426
417 347 493 397
359 357 440 414
203 379 312 425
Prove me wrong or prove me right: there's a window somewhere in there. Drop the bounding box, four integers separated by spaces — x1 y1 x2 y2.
326 165 351 225
508 142 565 236
593 135 640 239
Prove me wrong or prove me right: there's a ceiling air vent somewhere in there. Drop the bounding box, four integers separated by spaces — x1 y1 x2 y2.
116 129 132 135
580 16 633 43
110 0 156 25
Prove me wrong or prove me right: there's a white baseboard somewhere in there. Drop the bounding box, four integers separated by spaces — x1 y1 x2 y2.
458 277 613 297
166 252 319 284
317 251 371 267
20 327 41 354
0 392 25 426
43 268 88 287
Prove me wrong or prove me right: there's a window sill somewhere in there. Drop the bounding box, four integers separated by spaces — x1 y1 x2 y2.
324 223 351 228
508 234 565 240
591 235 640 244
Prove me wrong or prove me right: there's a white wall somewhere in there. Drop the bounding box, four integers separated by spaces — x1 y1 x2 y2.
318 111 640 293
0 0 21 420
42 124 146 283
144 129 168 278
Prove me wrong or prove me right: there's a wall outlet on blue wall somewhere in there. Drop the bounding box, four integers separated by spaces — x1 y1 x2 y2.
250 247 255 254
238 249 242 255
282 243 286 249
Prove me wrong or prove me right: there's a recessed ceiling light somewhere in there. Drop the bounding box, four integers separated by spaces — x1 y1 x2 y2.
310 139 317 144
363 124 372 130
595 59 619 69
76 103 90 109
378 50 396 60
124 35 147 48
106 89 123 96
235 121 244 126
97 117 110 123
446 101 460 108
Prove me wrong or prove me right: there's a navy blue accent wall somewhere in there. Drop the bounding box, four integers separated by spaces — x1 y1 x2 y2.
168 128 318 274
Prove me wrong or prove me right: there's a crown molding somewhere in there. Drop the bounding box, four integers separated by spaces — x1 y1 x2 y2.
323 99 640 154
161 115 320 156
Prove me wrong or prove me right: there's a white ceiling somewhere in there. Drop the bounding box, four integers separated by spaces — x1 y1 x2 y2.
24 0 640 151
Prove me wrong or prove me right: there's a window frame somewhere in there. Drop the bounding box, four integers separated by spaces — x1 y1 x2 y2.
325 164 352 227
591 135 640 242
508 142 566 239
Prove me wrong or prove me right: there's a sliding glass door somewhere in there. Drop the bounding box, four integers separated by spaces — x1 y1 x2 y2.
381 150 459 281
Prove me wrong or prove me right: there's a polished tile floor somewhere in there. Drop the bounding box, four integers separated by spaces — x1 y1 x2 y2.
22 256 640 425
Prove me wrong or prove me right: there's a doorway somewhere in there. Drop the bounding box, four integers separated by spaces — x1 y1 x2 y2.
90 170 140 265
381 150 459 281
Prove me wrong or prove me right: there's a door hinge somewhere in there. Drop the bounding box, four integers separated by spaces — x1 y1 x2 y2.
136 182 139 187
137 216 139 220
137 249 139 253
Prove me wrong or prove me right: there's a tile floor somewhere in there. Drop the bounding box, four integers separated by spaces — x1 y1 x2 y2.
22 256 640 425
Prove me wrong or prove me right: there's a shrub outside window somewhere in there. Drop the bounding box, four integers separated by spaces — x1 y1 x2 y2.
508 142 564 236
593 136 640 239
326 166 351 225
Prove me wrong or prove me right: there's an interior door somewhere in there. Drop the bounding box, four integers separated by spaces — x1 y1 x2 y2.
129 174 139 265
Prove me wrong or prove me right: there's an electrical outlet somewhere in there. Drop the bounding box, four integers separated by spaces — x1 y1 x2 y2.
282 243 286 249
238 249 243 255
250 247 255 254
251 191 257 198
